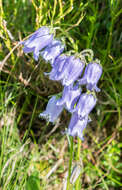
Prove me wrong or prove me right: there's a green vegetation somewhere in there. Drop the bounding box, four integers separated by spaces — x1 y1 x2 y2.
0 0 121 189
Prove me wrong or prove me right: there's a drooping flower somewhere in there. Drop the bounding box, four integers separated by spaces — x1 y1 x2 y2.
62 56 85 86
39 96 63 123
78 62 102 92
49 55 68 80
50 55 85 86
40 40 65 65
67 113 88 140
56 84 81 112
22 26 53 61
73 93 97 119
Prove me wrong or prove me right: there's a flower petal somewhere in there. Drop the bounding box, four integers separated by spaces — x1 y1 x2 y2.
73 93 97 119
62 56 85 86
79 62 102 91
67 113 88 140
39 96 63 123
56 84 81 111
49 55 68 80
22 26 54 61
41 40 65 65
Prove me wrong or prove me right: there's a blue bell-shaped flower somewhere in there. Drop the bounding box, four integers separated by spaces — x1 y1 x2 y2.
41 40 65 65
49 55 85 86
67 113 88 140
22 26 53 61
73 93 97 119
39 96 64 123
56 84 81 112
79 62 102 92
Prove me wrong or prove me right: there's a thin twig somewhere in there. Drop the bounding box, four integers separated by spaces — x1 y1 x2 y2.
46 158 63 179
46 118 60 138
95 131 116 156
0 30 38 70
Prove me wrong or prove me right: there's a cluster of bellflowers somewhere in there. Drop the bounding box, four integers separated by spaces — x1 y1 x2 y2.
22 26 102 140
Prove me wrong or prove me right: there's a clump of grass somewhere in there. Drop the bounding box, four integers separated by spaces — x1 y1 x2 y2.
0 0 121 189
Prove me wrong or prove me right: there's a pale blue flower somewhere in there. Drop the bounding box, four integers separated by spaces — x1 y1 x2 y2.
67 113 88 140
39 96 63 123
73 93 97 119
78 62 102 92
40 40 65 65
50 55 85 86
22 26 53 61
49 55 68 80
61 56 85 86
56 84 81 111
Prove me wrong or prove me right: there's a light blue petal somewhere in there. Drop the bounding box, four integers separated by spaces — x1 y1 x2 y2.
62 56 85 86
75 93 97 119
67 113 88 140
56 85 81 111
79 62 102 92
39 96 64 123
22 27 54 61
41 40 65 65
49 55 67 80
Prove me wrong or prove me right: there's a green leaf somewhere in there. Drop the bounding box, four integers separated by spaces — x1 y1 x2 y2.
26 175 40 190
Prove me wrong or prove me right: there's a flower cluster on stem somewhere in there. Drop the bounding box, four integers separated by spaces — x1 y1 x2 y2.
22 26 102 140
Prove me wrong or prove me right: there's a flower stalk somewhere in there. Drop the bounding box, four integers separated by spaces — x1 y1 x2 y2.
66 136 74 190
76 137 82 190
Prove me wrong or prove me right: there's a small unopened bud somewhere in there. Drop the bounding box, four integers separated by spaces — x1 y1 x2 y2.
70 162 83 184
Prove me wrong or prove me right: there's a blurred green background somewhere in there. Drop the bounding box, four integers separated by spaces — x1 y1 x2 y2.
0 0 121 189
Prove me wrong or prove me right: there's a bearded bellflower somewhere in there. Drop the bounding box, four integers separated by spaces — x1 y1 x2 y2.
49 55 68 81
61 56 85 86
73 93 97 119
50 55 85 86
22 26 53 61
40 40 65 65
67 113 88 140
39 96 63 123
56 84 81 112
78 62 102 92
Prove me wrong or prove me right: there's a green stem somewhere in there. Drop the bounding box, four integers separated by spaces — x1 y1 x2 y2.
66 136 74 190
76 137 81 190
22 95 39 142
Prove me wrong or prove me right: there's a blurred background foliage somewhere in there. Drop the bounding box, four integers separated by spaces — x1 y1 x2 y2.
0 0 122 189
